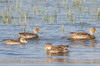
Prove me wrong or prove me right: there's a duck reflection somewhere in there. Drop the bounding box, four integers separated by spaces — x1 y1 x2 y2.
45 51 69 63
69 39 97 48
46 57 68 63
47 52 69 56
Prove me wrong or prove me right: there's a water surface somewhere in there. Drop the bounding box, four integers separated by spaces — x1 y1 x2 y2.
0 0 100 66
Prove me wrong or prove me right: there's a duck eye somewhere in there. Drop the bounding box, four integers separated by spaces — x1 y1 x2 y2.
64 47 67 50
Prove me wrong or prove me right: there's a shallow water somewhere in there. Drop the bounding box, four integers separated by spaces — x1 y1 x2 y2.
0 0 100 66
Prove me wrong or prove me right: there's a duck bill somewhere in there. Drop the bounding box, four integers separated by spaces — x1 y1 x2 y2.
39 30 42 32
44 47 47 50
95 31 100 33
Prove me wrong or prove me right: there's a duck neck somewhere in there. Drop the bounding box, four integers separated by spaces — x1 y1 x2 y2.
47 46 52 50
90 31 94 36
20 38 27 43
90 31 95 39
33 30 38 34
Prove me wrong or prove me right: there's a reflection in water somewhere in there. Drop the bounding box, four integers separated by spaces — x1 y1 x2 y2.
47 52 69 56
46 58 68 63
69 39 98 48
44 52 69 63
0 58 100 64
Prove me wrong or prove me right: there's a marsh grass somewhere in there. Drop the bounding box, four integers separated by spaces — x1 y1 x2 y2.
62 24 65 33
65 0 69 9
42 8 57 24
73 14 76 22
53 8 57 23
23 11 28 32
83 6 89 14
16 0 19 12
1 0 99 26
2 9 12 24
96 8 100 20
92 8 100 21
69 10 73 22
34 7 37 16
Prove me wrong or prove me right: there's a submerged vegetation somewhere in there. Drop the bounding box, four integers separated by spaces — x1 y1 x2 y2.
2 9 12 24
1 0 100 30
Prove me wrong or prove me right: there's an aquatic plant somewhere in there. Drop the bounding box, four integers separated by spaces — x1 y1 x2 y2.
34 7 37 16
69 10 73 22
96 8 100 20
43 13 49 22
1 0 99 25
16 0 19 12
42 8 57 24
72 0 82 13
73 14 76 22
53 8 57 23
83 6 89 14
65 0 69 9
23 12 28 32
62 24 65 33
2 10 12 24
92 8 100 21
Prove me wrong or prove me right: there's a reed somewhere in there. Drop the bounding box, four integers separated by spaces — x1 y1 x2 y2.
19 11 23 25
65 0 69 9
2 10 7 24
73 14 76 22
83 7 89 15
49 15 53 24
69 11 73 22
42 7 44 22
72 0 82 13
62 24 65 33
34 7 37 16
23 12 27 32
1 0 99 26
42 13 49 23
16 0 19 12
92 8 100 20
2 9 12 24
53 8 57 23
96 8 100 20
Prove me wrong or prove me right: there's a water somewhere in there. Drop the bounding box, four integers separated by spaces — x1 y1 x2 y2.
0 0 100 65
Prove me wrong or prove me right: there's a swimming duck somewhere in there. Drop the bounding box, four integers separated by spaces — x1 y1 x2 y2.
68 27 97 40
3 37 28 45
44 43 69 53
19 28 42 39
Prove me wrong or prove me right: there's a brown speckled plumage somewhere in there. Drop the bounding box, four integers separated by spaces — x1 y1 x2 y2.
19 33 38 38
44 43 69 53
19 28 41 39
68 27 97 40
3 38 28 45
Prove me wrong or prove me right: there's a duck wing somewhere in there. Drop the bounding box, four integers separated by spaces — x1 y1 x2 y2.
4 39 19 42
3 39 21 44
57 45 69 49
69 32 91 39
19 33 36 35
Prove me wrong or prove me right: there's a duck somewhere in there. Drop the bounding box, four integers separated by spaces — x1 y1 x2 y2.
19 28 42 39
68 27 97 40
44 43 69 53
3 37 28 45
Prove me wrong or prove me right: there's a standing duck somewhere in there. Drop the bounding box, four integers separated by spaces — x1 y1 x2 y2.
3 37 28 45
68 27 97 40
19 28 42 39
44 43 69 53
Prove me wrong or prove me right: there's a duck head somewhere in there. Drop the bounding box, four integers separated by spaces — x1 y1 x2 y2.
89 27 97 35
33 28 42 34
44 43 52 50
